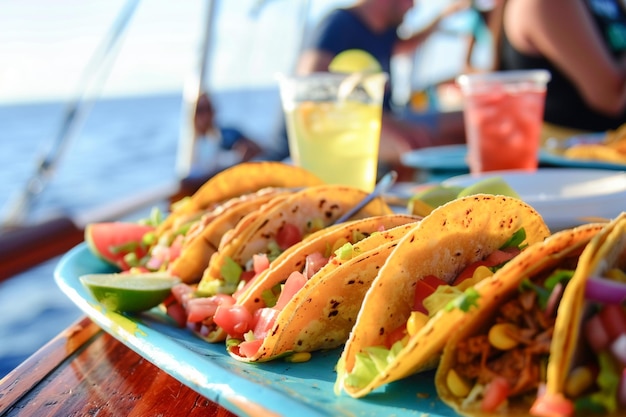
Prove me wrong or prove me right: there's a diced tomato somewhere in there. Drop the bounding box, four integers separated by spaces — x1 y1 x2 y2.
530 388 575 417
239 270 257 284
213 304 254 338
385 325 407 349
238 339 264 358
599 304 626 341
252 254 270 274
456 260 490 284
186 294 235 323
252 307 279 339
456 249 519 284
276 223 303 250
171 283 195 306
485 248 520 266
481 377 510 412
422 274 448 287
303 252 329 279
413 275 446 313
274 271 307 311
165 301 187 328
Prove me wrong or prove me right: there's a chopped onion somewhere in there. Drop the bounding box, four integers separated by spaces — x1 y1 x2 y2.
585 277 626 304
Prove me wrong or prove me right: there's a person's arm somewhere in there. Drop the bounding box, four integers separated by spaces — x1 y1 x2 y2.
510 0 626 116
220 128 263 161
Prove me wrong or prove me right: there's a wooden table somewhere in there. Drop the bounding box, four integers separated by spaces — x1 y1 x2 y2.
0 316 237 417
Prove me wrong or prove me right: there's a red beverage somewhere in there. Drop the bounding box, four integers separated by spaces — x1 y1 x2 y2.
457 70 550 174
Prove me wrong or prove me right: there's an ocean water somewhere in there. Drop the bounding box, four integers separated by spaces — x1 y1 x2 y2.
0 87 283 378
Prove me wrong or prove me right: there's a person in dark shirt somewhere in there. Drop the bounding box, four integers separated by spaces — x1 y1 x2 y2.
498 0 626 138
294 0 469 175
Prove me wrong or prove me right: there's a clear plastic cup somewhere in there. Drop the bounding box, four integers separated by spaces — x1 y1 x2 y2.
278 72 388 191
457 70 551 174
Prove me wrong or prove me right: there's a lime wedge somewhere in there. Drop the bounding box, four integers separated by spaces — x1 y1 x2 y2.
80 273 180 313
456 176 521 199
412 184 465 208
329 49 382 73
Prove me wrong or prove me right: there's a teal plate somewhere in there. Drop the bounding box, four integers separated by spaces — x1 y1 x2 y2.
401 141 626 171
55 244 461 417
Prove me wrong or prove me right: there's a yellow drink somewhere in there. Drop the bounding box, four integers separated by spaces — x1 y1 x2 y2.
284 100 382 191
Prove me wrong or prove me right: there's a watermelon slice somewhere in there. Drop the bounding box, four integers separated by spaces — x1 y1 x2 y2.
85 222 155 270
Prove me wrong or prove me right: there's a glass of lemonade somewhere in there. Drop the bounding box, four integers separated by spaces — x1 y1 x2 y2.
278 72 388 191
456 70 551 174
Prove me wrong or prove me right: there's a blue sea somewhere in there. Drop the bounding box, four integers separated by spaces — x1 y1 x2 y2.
0 87 283 378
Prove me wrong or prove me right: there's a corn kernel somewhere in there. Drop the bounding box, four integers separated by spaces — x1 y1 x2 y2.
606 268 626 282
565 366 594 397
407 311 429 336
488 323 519 350
447 369 472 397
285 352 312 363
473 265 494 281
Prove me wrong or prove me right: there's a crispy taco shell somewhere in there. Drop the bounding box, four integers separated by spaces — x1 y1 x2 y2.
168 188 291 283
198 184 392 294
227 217 420 361
335 194 551 398
535 212 626 414
435 222 605 416
157 162 324 237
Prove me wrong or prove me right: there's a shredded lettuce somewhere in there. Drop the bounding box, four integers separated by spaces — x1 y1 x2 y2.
519 269 574 310
500 228 527 250
575 352 619 414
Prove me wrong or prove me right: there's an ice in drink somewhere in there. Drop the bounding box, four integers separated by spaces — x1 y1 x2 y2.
457 70 550 173
279 72 387 192
283 100 382 191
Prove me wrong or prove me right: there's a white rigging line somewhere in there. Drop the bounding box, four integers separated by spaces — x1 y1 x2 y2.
1 0 141 230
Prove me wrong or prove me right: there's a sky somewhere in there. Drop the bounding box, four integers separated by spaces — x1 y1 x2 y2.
0 0 471 104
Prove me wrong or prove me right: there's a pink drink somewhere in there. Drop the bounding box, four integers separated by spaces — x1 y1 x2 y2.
458 70 550 173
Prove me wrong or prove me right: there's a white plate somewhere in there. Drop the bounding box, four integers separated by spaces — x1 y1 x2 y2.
442 168 626 231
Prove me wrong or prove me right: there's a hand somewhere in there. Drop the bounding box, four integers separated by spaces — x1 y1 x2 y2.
232 137 263 162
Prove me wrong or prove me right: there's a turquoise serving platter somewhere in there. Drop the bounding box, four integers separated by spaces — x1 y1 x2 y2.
55 243 461 417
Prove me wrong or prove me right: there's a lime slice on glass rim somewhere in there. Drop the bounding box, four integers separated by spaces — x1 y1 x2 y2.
80 273 180 313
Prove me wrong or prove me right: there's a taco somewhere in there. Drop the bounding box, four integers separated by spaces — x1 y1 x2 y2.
530 212 626 417
156 161 323 238
168 185 393 342
433 222 606 416
221 215 421 361
333 194 551 398
197 184 392 296
165 187 292 283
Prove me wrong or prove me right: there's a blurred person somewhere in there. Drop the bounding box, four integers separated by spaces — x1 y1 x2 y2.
193 92 263 166
498 0 626 139
175 92 265 199
463 0 505 74
294 0 470 176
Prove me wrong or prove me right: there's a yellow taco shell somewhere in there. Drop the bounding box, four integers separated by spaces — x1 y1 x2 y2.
335 194 551 398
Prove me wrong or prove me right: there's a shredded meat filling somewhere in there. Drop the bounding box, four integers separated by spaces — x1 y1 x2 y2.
454 283 556 396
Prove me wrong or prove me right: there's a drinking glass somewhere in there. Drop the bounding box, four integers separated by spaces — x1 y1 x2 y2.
278 72 388 191
457 70 551 174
